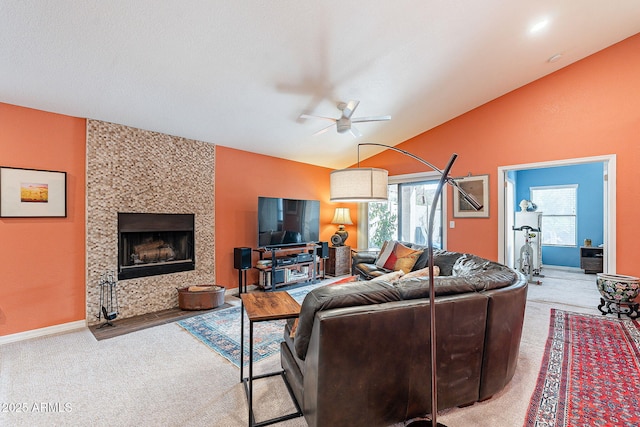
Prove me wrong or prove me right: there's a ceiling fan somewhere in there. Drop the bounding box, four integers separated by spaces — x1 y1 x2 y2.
300 100 391 137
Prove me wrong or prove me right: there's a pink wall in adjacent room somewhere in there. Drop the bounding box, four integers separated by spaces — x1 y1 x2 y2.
0 103 86 336
360 33 640 276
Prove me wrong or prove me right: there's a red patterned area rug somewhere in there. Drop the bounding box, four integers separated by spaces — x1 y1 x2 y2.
524 309 640 426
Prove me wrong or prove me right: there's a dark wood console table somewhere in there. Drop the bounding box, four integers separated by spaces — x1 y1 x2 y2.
254 243 319 290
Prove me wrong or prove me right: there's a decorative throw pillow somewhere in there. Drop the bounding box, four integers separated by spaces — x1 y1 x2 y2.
390 243 423 273
399 265 440 281
382 251 399 270
375 240 397 268
432 250 463 276
370 269 405 283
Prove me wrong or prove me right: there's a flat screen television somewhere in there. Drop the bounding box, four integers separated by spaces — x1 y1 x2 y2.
258 197 320 248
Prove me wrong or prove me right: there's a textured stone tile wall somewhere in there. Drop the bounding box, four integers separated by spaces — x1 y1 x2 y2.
86 120 215 325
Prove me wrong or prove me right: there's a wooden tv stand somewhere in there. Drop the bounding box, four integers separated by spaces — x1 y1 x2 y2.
254 243 321 291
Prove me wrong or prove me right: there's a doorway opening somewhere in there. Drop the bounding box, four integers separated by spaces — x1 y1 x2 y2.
497 155 615 274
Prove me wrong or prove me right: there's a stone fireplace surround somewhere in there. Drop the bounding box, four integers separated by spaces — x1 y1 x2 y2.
86 120 215 325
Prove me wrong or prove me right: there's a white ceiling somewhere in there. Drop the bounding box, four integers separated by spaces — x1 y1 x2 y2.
2 1 639 169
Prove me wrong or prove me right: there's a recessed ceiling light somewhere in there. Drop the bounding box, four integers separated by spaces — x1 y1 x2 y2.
530 19 549 34
548 54 563 63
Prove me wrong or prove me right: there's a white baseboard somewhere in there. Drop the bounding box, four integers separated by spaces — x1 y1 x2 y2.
0 320 86 346
543 265 583 273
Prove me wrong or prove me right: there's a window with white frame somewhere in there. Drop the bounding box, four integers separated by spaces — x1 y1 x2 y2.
366 174 444 249
530 185 577 247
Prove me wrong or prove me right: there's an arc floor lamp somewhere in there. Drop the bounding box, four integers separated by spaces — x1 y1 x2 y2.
330 143 482 427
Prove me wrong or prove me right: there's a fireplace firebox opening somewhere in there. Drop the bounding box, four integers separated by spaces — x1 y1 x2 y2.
118 213 195 280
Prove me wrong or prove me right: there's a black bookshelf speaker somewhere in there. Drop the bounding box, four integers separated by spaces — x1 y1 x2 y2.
234 247 252 270
318 241 329 259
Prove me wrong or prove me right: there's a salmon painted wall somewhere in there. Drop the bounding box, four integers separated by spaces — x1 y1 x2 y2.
3 32 639 335
0 103 86 336
214 146 355 289
359 33 640 276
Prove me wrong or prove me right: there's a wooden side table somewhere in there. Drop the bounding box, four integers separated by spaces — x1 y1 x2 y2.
240 291 303 427
580 246 604 274
326 245 352 276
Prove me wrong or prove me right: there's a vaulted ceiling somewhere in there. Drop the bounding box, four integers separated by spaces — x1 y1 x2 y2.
2 1 639 168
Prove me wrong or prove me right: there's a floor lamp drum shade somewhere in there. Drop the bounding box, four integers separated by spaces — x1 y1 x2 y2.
330 168 388 202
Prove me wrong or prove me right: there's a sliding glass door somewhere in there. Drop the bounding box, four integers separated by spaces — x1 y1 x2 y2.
367 179 443 249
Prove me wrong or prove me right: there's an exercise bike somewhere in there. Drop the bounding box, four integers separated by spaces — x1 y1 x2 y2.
513 225 543 285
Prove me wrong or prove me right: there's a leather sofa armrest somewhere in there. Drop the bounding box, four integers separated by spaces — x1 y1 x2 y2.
352 251 378 265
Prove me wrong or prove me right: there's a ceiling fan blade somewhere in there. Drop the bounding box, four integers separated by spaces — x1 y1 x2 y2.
349 125 362 138
312 123 335 136
341 100 360 119
300 114 337 122
351 115 392 123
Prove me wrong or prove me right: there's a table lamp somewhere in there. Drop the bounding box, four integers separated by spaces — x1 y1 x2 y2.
330 207 353 246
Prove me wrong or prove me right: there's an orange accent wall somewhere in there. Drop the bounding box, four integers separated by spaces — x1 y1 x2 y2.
0 103 86 336
360 33 640 276
214 146 355 289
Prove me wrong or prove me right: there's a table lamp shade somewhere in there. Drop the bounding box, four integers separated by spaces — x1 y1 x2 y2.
331 207 353 225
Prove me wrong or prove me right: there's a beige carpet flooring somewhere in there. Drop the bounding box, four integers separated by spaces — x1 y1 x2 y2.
0 267 605 427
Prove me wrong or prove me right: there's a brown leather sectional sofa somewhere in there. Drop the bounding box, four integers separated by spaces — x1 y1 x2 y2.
352 242 437 279
280 250 528 427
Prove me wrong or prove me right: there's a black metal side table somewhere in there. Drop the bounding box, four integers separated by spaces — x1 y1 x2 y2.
240 291 303 427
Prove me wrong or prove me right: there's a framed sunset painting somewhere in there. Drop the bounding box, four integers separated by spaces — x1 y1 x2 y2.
0 167 67 217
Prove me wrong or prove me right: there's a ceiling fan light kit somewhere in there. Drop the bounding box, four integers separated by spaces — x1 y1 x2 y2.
301 100 391 137
336 117 351 134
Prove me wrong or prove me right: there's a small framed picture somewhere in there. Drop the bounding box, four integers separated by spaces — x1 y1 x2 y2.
453 175 489 218
0 166 67 217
